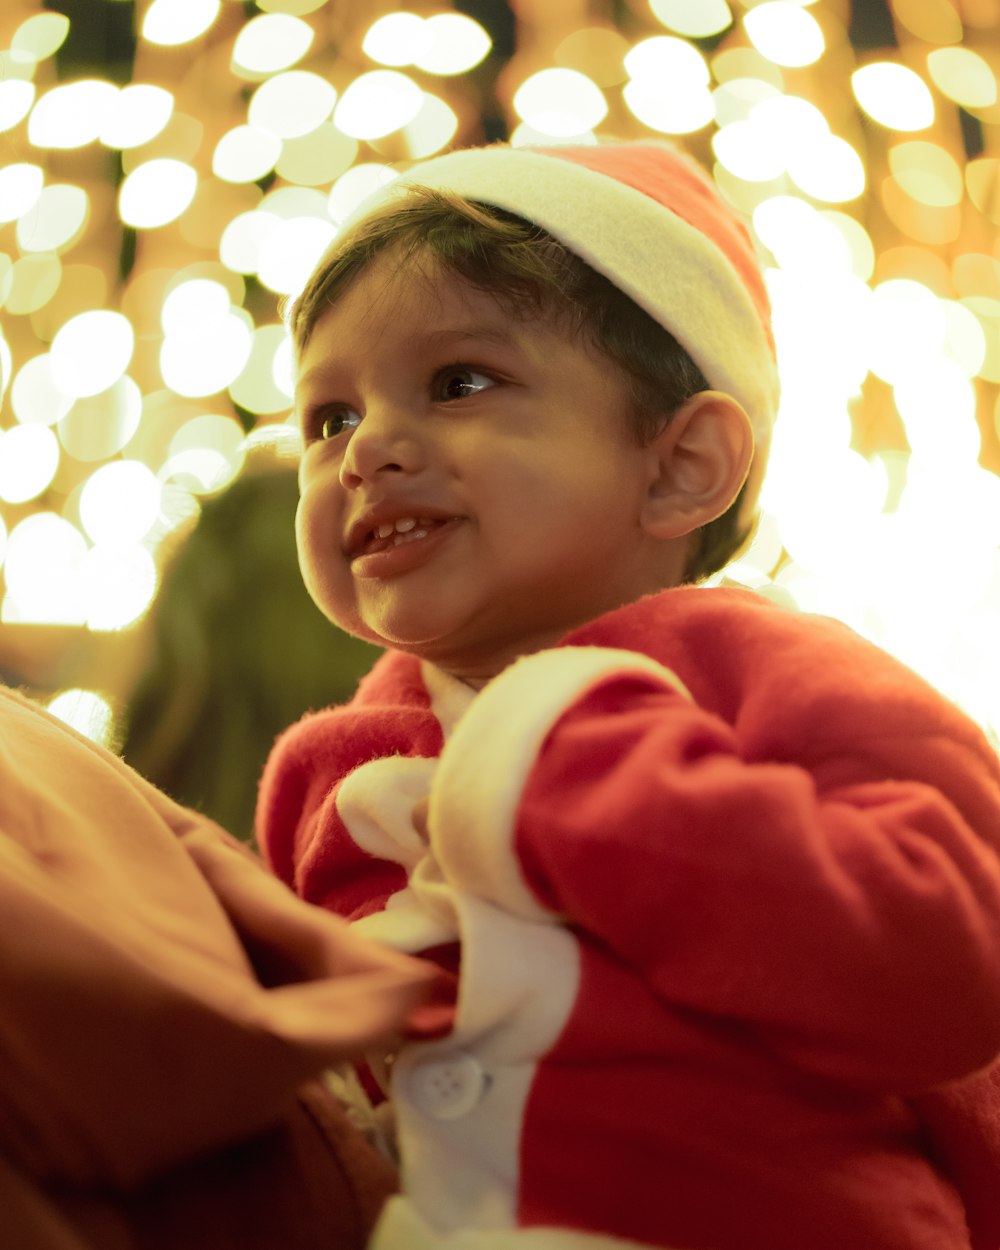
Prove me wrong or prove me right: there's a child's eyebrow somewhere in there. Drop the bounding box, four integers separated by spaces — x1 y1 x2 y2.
296 324 523 393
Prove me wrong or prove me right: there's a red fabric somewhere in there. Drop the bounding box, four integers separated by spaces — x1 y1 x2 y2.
258 587 1000 1250
545 143 775 354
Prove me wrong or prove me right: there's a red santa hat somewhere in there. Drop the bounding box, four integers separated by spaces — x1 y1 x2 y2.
336 141 779 524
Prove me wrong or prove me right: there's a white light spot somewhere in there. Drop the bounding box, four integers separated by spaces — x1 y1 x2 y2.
28 80 119 149
100 84 174 150
0 424 59 503
16 184 89 252
0 164 44 224
363 12 432 67
232 13 314 75
47 689 115 744
249 70 337 139
327 163 399 224
160 310 254 396
414 14 491 76
212 125 282 183
50 310 135 400
744 2 825 68
10 353 73 426
83 542 159 631
333 70 424 140
142 0 221 47
0 80 35 133
119 159 198 228
852 62 935 132
513 68 607 137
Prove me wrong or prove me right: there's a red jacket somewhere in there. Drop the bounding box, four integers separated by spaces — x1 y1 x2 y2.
259 587 1000 1250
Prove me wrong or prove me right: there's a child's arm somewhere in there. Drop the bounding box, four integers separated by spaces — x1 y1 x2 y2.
426 646 1000 1095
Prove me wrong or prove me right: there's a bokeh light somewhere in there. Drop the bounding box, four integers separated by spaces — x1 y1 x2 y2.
0 0 996 748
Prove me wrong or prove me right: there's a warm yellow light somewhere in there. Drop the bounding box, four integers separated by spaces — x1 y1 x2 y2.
12 12 70 62
212 125 282 183
160 311 254 397
100 84 174 149
79 460 162 544
327 163 399 225
334 70 424 141
926 47 997 110
713 120 786 182
743 2 825 68
83 543 159 631
852 62 935 131
0 163 44 224
413 13 491 76
28 80 119 149
232 14 314 75
249 70 337 139
753 195 852 273
623 37 712 134
649 0 733 38
47 690 115 744
161 278 232 336
17 184 89 253
788 134 864 202
895 360 980 466
257 0 324 12
3 512 86 626
276 124 357 185
142 0 221 47
50 310 135 400
891 0 962 45
11 353 72 426
402 94 459 159
119 159 198 228
940 300 988 379
819 210 875 281
363 12 431 67
59 377 144 462
889 141 963 208
0 80 35 133
625 35 709 86
160 414 246 494
0 424 59 504
230 324 294 414
866 279 946 383
220 209 282 274
713 77 781 127
257 217 337 297
513 68 607 137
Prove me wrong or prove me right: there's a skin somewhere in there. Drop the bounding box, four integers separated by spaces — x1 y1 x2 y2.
294 251 751 688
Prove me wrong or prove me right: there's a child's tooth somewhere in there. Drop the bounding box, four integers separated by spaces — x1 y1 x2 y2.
376 523 395 539
395 517 417 533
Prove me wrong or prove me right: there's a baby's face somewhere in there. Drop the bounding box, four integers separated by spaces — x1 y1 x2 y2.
294 252 671 686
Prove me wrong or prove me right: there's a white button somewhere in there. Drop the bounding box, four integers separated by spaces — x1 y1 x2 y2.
404 1052 490 1121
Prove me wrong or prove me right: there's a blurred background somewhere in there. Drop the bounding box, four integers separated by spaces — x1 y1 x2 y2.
0 0 999 828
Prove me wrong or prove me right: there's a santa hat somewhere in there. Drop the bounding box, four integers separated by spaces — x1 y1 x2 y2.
334 141 779 524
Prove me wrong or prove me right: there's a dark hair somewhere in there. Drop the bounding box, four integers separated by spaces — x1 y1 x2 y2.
291 189 751 580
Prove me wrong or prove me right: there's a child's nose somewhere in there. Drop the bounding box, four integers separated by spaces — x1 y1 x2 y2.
338 403 426 488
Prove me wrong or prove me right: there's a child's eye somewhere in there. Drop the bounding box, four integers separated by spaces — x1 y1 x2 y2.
309 408 362 442
436 368 495 401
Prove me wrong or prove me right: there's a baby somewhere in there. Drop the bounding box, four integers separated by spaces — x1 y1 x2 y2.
258 141 1000 1250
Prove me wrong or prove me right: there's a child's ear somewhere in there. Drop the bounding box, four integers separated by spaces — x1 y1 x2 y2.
641 391 754 539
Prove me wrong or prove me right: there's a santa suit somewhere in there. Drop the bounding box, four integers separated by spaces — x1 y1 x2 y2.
258 586 1000 1250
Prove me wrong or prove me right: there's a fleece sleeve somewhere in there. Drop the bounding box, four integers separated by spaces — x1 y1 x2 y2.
427 647 1000 1095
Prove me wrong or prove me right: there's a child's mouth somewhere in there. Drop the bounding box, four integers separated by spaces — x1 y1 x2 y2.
358 517 444 557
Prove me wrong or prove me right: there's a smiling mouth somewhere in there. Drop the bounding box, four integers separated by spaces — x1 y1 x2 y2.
354 516 449 559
